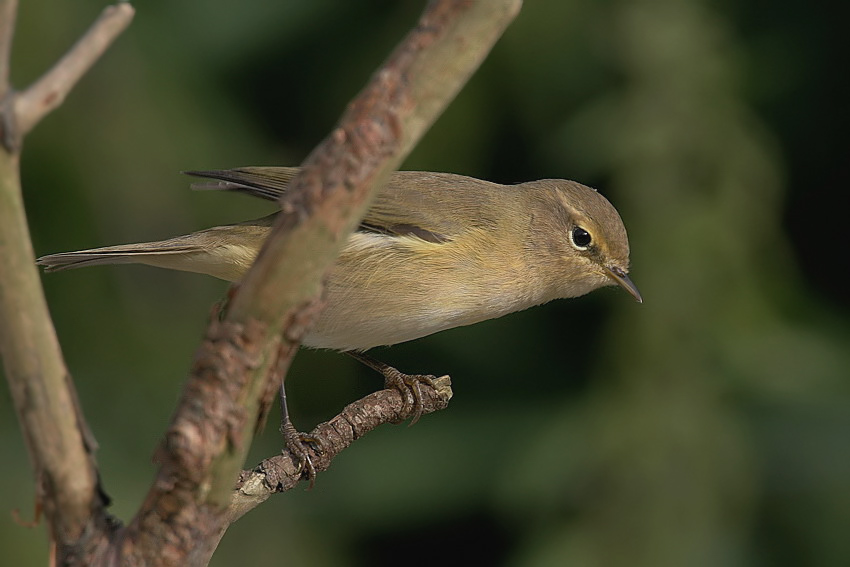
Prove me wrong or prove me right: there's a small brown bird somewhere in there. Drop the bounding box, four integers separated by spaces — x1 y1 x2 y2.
38 167 641 351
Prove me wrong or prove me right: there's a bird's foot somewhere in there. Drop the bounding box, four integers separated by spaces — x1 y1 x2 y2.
280 418 326 489
345 351 439 425
383 368 437 426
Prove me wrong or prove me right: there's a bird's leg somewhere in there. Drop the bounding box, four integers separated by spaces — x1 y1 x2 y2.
212 282 241 321
215 285 325 487
278 380 325 488
345 351 438 425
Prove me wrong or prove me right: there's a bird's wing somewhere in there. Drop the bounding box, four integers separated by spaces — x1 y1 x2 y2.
185 167 299 201
364 171 500 242
185 168 502 242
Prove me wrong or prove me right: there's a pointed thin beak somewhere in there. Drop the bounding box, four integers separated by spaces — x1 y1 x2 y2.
604 266 643 303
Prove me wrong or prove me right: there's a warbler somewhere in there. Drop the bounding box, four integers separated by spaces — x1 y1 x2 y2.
37 167 641 351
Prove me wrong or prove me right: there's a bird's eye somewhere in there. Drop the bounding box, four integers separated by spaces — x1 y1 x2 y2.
571 227 592 249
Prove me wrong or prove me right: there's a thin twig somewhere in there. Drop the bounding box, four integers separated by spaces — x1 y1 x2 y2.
0 0 18 150
232 376 453 520
0 0 17 96
202 377 453 559
11 2 134 146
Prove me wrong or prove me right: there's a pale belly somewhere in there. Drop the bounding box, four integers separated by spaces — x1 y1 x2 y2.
302 295 496 351
300 235 536 351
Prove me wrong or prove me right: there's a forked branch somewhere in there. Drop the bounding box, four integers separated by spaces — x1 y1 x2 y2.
0 0 134 558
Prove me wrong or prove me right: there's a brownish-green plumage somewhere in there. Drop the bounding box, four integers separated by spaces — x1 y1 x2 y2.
38 168 640 350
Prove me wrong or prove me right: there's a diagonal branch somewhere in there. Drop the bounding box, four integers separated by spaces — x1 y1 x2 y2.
124 1 522 564
197 377 453 563
4 2 134 151
232 375 453 518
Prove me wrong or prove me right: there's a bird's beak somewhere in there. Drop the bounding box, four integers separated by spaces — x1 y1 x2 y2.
604 266 643 303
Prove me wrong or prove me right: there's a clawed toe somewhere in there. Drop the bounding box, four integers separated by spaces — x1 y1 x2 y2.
382 369 437 425
345 351 440 425
280 419 325 488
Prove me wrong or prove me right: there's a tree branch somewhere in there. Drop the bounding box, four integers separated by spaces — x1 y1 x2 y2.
231 375 452 520
4 2 134 151
0 1 134 559
0 0 17 96
194 375 454 558
3 0 521 564
123 1 522 564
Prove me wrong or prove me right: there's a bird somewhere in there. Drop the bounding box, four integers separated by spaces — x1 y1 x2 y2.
38 167 641 479
37 167 641 354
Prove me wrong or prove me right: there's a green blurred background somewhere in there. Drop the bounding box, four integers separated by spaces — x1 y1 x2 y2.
2 0 849 565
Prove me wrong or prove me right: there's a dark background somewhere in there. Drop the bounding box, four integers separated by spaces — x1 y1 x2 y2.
2 1 848 566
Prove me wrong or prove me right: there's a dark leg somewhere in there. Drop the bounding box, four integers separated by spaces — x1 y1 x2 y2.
345 351 437 425
212 282 241 321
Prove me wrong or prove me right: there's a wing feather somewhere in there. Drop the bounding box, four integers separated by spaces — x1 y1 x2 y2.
185 168 505 241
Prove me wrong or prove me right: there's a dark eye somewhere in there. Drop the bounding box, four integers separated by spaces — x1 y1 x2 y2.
571 227 592 249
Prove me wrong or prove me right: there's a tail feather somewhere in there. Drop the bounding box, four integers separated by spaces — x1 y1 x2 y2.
37 243 200 273
37 220 272 282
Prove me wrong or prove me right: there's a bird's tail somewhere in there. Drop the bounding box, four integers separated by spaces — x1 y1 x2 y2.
36 217 274 282
36 239 202 273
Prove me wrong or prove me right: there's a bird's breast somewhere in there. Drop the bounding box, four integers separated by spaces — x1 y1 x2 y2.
302 231 542 351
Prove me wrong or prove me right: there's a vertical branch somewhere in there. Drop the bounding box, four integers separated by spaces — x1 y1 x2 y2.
0 1 134 560
0 0 17 95
0 0 18 149
0 148 102 547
